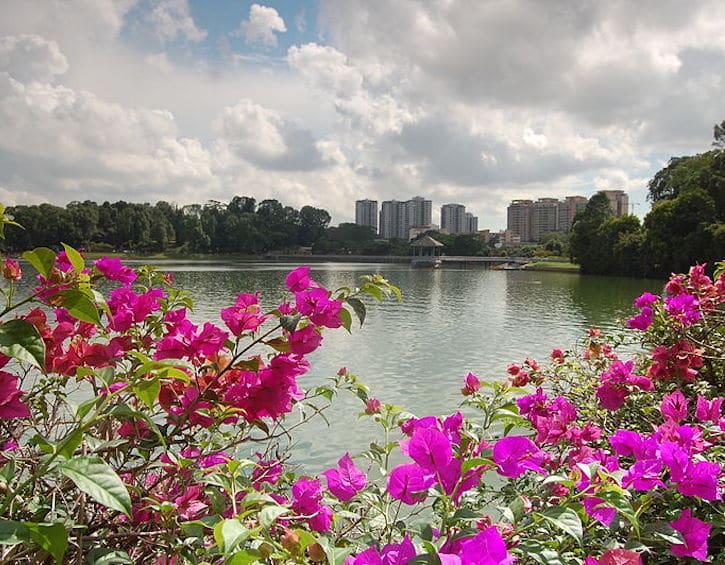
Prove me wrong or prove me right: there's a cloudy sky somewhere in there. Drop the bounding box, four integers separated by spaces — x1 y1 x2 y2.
1 0 723 230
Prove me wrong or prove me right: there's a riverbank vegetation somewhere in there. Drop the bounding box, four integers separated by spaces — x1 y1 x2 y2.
570 124 725 278
0 202 722 563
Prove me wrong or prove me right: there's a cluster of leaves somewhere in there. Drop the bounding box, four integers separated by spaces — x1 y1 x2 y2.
1 197 332 255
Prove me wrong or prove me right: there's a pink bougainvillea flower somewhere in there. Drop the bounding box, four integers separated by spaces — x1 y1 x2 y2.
288 325 323 355
322 453 367 502
295 287 343 328
695 395 723 423
440 526 516 565
664 293 701 326
550 348 565 363
461 372 481 395
2 258 21 281
285 266 314 292
582 496 616 526
94 256 137 285
676 461 722 501
669 509 711 560
626 307 653 331
634 292 659 308
622 459 666 491
220 292 268 336
588 549 643 565
387 463 434 504
660 389 689 422
365 398 382 414
0 371 31 419
493 436 546 478
290 477 332 532
596 360 652 411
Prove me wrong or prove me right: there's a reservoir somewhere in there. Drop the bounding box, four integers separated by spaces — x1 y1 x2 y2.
150 261 659 471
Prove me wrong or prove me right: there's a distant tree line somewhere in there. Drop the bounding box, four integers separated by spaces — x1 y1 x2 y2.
569 122 725 278
1 197 332 255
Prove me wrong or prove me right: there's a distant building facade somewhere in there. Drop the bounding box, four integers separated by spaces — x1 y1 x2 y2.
355 199 378 234
379 196 433 239
601 190 629 216
507 194 602 243
441 203 479 235
558 196 588 232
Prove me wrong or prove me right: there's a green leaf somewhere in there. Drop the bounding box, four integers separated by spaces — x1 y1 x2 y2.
56 427 84 459
214 519 251 555
22 247 56 278
25 522 67 564
133 379 161 409
597 488 639 534
346 297 366 326
61 243 85 273
517 541 567 565
57 456 132 516
55 290 102 325
0 519 30 545
0 319 46 370
259 505 289 529
538 506 583 545
339 307 353 333
360 282 383 302
86 548 133 564
227 549 261 565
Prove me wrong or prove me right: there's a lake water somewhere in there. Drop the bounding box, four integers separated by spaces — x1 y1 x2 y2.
148 261 659 471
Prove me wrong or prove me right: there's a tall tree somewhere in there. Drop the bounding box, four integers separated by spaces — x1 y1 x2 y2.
568 192 613 274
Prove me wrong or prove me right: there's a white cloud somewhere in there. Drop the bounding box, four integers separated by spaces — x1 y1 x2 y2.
147 0 206 44
0 34 68 83
240 4 287 48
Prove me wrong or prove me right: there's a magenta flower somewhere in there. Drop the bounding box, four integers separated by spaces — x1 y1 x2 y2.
0 371 31 419
365 398 382 414
669 509 711 560
493 436 546 478
288 325 323 355
220 292 267 336
95 256 137 285
626 307 653 331
634 292 659 308
295 288 343 328
387 463 434 504
322 453 367 502
664 293 701 326
695 395 723 423
285 266 314 292
440 526 516 565
596 361 652 411
290 477 332 532
461 372 481 395
582 496 616 526
622 459 666 491
346 537 417 565
677 461 722 501
660 389 689 422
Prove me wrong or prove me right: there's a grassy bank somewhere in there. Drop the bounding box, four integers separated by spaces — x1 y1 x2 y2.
523 260 580 273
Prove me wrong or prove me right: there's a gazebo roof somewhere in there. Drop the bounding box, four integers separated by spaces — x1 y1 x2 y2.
411 235 444 247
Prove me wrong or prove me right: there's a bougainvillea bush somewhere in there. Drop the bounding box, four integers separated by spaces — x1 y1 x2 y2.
0 218 723 563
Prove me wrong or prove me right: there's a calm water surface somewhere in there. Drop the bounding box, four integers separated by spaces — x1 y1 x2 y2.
147 261 659 471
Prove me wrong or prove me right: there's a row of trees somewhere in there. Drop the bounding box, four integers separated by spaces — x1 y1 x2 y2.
570 124 725 278
2 197 332 255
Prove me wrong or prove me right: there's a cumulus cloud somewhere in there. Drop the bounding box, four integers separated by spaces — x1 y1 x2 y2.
146 0 207 44
0 34 68 83
239 4 287 48
215 99 324 170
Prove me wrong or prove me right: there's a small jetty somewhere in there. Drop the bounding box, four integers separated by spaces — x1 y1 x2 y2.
411 235 444 268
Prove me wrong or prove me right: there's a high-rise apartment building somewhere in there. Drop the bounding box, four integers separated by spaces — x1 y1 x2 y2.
507 199 533 243
379 196 433 239
441 203 466 234
406 196 432 229
558 196 588 232
465 212 478 234
441 203 478 234
531 198 559 242
355 199 378 234
600 190 629 216
379 200 407 239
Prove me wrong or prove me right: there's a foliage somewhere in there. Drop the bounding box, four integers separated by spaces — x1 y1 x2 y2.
0 210 723 563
